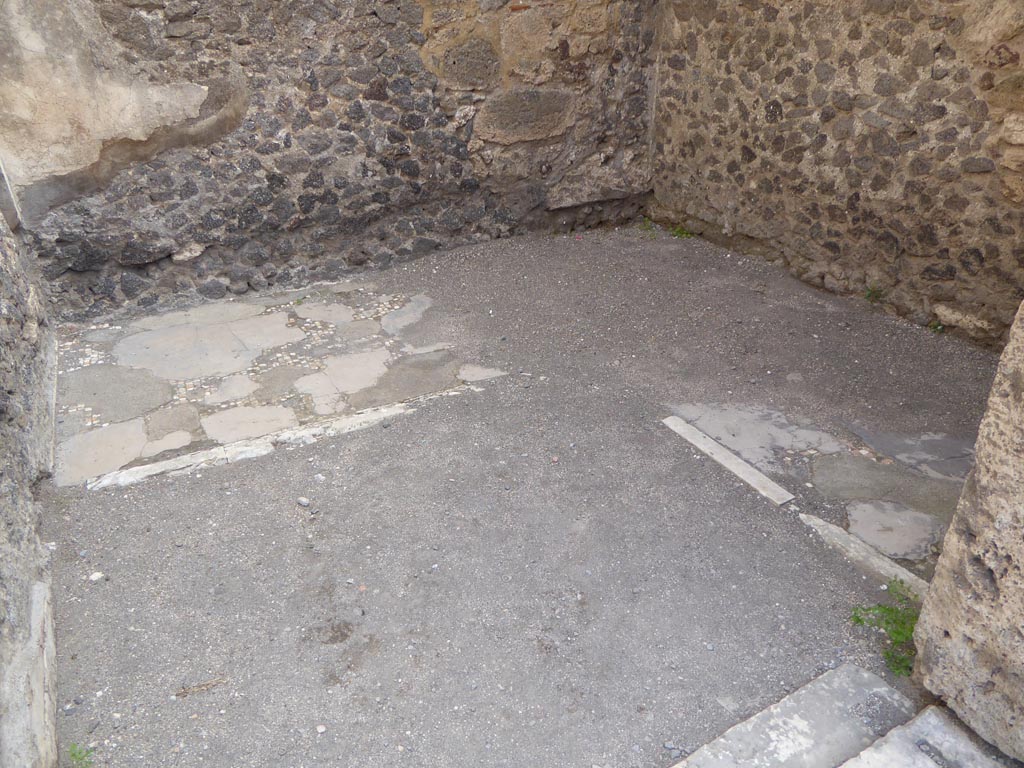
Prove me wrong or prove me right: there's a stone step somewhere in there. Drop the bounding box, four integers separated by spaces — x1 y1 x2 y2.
838 706 1003 768
672 664 915 768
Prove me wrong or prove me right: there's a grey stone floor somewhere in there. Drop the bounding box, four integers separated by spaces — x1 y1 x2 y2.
44 228 999 767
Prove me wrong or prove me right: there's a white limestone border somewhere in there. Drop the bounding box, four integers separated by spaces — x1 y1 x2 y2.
88 403 410 490
800 514 930 599
662 415 796 505
661 413 930 597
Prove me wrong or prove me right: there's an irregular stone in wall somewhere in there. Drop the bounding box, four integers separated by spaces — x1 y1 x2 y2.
546 147 651 210
442 37 501 90
916 300 1024 761
474 88 576 144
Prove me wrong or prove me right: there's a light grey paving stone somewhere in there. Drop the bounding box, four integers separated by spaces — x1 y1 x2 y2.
838 707 1003 768
674 664 915 768
670 403 845 473
846 500 944 560
799 514 930 600
58 363 173 424
381 293 432 335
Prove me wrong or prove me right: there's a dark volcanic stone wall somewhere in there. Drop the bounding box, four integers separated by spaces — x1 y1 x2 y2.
0 217 55 767
26 0 654 317
652 0 1024 343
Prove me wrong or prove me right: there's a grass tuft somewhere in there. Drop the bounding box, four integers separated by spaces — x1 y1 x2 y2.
639 218 659 239
669 225 695 239
69 744 95 768
851 579 920 676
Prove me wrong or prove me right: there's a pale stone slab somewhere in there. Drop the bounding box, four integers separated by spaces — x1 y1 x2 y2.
348 351 459 410
141 430 192 458
55 409 92 443
114 314 305 380
200 405 298 444
322 348 391 393
458 364 508 382
673 664 915 767
671 403 844 473
799 514 929 600
333 318 382 341
145 404 200 440
56 418 148 486
846 501 943 560
294 372 345 416
205 374 259 405
295 348 391 415
663 416 795 505
255 365 307 400
226 313 307 350
130 302 262 331
58 364 173 423
381 294 432 335
839 707 1001 768
294 302 356 325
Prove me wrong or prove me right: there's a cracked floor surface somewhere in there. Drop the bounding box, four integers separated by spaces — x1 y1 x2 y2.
45 228 999 767
55 283 504 487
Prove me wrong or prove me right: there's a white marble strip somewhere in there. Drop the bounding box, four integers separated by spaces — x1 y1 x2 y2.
88 404 409 490
662 415 796 506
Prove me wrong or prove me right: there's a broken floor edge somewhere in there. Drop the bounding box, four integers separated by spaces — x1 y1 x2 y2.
660 415 932 598
87 402 413 490
799 513 930 599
